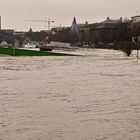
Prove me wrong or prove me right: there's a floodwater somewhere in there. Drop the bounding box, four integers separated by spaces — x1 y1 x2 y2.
0 49 140 140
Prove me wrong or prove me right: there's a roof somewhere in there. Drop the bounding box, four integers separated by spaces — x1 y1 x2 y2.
51 27 63 32
102 17 122 24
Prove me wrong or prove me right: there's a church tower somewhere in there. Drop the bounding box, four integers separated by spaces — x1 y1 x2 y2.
70 17 81 41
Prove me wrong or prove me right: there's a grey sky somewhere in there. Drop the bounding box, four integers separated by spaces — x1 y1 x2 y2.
0 0 140 31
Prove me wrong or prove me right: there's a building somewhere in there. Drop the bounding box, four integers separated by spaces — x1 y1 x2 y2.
70 17 81 42
0 29 15 44
131 15 140 23
51 27 63 34
70 17 94 45
131 15 140 38
89 17 124 44
69 17 124 45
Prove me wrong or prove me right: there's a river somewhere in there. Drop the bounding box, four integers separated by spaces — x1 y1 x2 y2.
0 49 140 140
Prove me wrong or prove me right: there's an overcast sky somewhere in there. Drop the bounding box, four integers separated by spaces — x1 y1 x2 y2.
0 0 140 31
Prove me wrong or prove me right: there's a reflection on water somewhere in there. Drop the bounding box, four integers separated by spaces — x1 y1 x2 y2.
0 49 140 140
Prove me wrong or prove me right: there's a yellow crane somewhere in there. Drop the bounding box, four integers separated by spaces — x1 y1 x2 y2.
26 18 55 30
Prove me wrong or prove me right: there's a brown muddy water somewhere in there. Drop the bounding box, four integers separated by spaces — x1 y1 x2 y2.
0 49 140 140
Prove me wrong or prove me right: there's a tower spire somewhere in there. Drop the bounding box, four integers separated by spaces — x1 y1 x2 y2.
72 17 77 25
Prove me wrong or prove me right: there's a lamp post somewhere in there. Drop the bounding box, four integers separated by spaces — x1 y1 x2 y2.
13 39 19 55
137 36 140 58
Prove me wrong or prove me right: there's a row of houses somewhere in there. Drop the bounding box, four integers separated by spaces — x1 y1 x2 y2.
82 16 138 44
0 15 140 47
50 15 140 46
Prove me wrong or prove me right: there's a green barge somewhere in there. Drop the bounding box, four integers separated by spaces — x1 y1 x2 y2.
0 47 76 56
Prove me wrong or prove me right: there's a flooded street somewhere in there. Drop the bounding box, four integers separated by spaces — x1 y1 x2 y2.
0 49 140 140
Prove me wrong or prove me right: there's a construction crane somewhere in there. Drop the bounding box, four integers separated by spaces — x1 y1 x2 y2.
26 18 55 30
